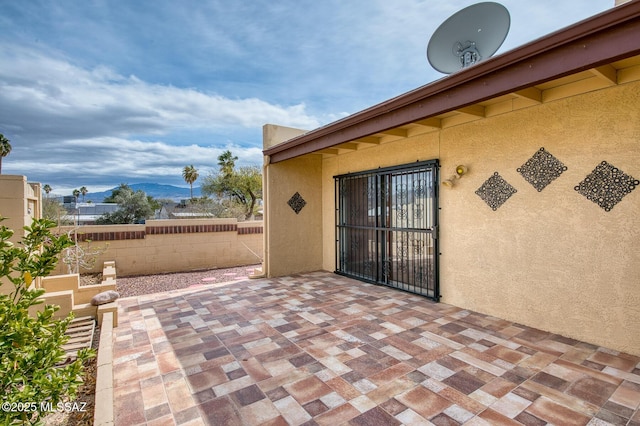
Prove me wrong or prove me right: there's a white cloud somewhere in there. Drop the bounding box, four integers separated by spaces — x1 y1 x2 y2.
7 135 264 192
0 47 320 136
0 0 613 194
0 47 317 191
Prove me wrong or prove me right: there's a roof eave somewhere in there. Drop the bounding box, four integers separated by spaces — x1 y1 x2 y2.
265 1 640 163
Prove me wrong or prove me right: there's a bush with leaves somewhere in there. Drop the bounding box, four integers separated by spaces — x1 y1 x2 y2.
0 217 95 425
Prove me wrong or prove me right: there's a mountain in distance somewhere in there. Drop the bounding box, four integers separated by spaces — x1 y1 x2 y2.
83 183 202 202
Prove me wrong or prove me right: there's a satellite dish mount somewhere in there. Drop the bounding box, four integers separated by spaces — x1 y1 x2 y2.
455 41 481 68
427 2 510 74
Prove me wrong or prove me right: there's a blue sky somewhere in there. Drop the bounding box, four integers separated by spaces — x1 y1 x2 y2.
0 0 612 195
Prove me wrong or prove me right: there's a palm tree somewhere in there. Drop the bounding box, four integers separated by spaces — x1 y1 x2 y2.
217 150 237 177
182 165 199 199
43 184 52 198
72 189 80 203
80 186 88 201
0 133 12 174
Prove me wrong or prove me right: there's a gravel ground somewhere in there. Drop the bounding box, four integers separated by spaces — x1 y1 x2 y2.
114 264 261 298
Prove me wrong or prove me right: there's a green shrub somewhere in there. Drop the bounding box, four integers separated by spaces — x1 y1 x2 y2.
0 217 95 425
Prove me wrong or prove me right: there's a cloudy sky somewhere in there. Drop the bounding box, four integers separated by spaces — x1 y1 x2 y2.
0 0 612 195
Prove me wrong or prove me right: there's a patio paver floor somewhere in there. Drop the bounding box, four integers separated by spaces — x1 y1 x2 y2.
113 272 640 425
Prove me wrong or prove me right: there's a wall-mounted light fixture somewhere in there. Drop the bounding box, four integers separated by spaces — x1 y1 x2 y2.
442 165 468 188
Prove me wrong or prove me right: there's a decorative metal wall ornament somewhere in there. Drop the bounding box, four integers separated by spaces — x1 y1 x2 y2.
287 192 307 214
574 161 639 211
475 172 517 210
517 147 568 192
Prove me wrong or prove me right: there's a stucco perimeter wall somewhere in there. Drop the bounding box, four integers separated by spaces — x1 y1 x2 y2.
0 175 41 295
264 155 323 277
51 219 264 277
0 175 41 243
319 82 640 355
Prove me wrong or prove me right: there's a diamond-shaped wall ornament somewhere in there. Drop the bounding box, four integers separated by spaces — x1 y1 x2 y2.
574 161 639 211
287 192 307 214
475 172 517 211
517 147 568 192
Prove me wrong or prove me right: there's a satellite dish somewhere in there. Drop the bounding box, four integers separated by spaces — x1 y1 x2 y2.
427 2 510 74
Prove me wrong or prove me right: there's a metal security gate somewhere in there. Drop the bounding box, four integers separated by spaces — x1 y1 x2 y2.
335 160 440 300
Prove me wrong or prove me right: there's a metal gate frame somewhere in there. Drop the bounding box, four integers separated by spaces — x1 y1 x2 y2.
335 160 440 301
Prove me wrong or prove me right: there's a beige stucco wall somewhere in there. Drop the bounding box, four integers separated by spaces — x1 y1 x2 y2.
437 82 640 355
0 175 41 240
307 81 638 354
51 219 264 276
263 124 324 277
0 175 41 295
263 124 308 151
263 154 324 277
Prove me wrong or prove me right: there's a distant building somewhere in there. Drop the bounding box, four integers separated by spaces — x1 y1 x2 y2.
157 201 214 219
63 202 119 225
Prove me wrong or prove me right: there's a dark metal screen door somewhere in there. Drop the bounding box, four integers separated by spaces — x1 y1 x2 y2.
335 160 439 300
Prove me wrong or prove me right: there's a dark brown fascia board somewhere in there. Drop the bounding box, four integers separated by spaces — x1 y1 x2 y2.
265 1 640 163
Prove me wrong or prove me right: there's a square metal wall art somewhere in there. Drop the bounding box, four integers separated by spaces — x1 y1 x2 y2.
517 147 568 192
287 192 307 214
574 161 639 211
475 172 517 211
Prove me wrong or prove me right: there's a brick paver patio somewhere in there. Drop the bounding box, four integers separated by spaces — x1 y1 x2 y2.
113 272 640 425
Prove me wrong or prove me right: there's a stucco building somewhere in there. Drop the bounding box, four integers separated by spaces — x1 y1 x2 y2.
262 2 640 355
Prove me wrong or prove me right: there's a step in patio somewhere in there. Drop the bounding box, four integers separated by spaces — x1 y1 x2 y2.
58 316 95 365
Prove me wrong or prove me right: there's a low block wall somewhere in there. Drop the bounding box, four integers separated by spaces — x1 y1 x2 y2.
53 219 263 277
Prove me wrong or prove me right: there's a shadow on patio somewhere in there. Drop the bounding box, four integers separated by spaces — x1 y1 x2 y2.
112 272 640 425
